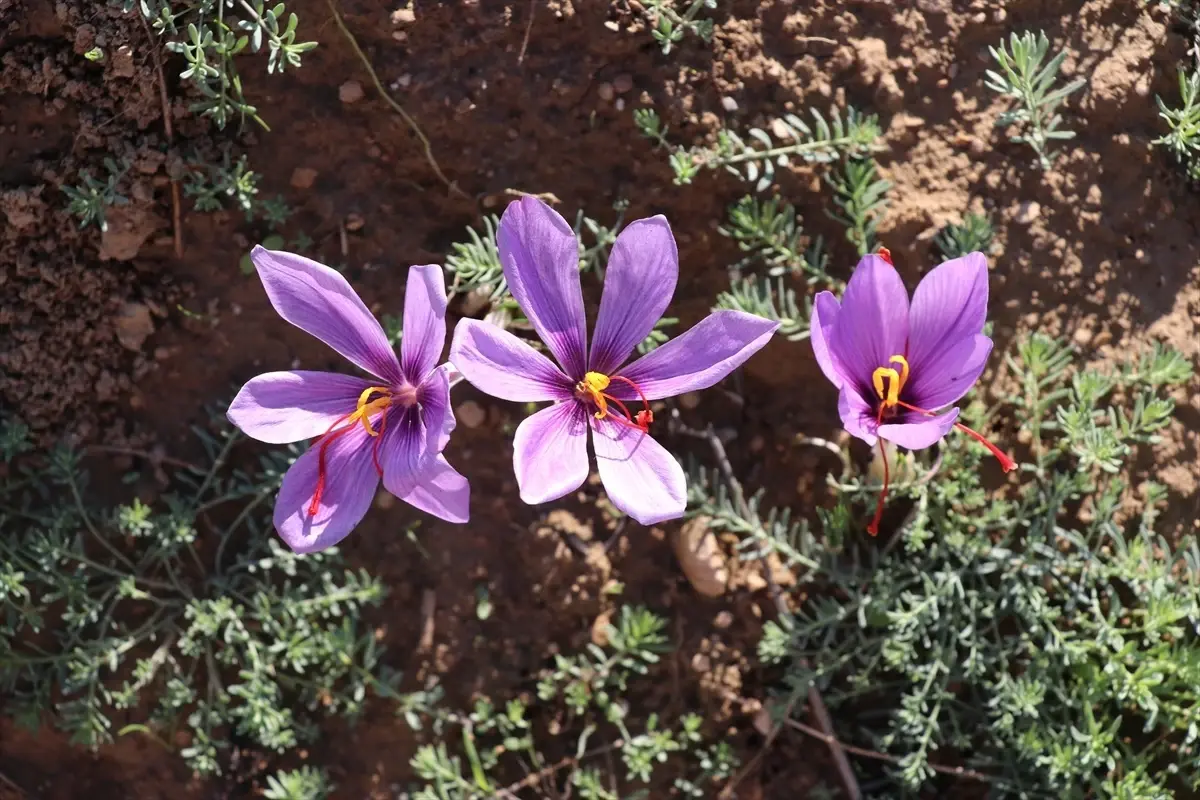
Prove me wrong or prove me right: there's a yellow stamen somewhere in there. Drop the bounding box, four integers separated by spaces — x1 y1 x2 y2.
871 355 911 409
582 371 611 419
352 387 393 436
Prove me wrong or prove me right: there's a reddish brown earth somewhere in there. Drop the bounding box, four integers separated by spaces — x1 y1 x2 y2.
2 0 1199 797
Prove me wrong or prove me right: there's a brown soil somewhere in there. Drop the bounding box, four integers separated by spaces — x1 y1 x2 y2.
2 0 1199 797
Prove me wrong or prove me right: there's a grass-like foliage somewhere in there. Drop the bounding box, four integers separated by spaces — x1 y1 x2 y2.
0 413 398 775
639 0 717 55
934 211 996 261
635 105 882 190
113 0 317 130
985 30 1087 169
825 158 892 257
1155 65 1200 180
739 337 1197 797
63 158 130 232
398 606 738 798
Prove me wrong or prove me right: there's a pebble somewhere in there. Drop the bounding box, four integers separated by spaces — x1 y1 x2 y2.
713 610 734 629
396 73 412 89
613 73 634 94
456 400 486 429
345 213 365 231
674 517 727 597
339 80 365 104
392 31 407 42
597 82 615 102
391 6 415 24
290 167 318 190
678 392 701 410
1073 327 1094 347
1014 200 1041 224
111 45 135 78
114 302 155 352
720 95 739 112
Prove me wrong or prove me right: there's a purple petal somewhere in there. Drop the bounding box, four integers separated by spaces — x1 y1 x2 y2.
419 364 456 452
810 291 845 389
450 319 573 402
400 264 447 384
497 197 588 377
828 255 909 392
589 216 678 374
399 455 470 523
879 408 959 450
251 246 402 384
590 417 686 526
838 386 878 447
513 401 590 505
612 311 779 401
228 371 371 444
378 406 433 498
907 252 988 374
273 427 379 554
906 334 992 411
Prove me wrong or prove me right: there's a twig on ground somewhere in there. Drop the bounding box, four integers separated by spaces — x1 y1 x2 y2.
138 13 184 259
492 742 623 797
0 767 28 798
87 445 202 473
672 413 862 800
517 0 537 65
785 718 994 783
326 0 468 199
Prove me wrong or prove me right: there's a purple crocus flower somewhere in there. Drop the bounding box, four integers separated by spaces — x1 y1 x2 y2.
810 247 1015 534
449 197 779 526
228 246 468 554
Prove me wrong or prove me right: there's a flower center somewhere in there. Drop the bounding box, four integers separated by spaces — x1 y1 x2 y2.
871 354 910 411
575 371 654 433
308 385 412 517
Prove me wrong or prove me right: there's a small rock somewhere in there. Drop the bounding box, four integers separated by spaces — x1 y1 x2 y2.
604 20 620 31
673 516 728 597
115 302 155 352
597 82 615 102
613 73 634 94
456 400 486 429
1072 327 1093 347
391 6 415 24
396 73 412 88
111 45 135 78
713 610 734 629
290 167 318 190
392 30 408 42
720 95 738 112
344 213 365 231
1014 200 1041 225
678 392 701 410
591 611 613 647
375 490 396 510
339 80 365 104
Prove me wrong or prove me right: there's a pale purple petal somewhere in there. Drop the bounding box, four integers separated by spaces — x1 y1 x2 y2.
419 364 456 452
838 386 878 447
273 426 378 554
907 252 988 373
400 264 447 384
513 401 589 505
399 455 470 523
879 408 959 451
589 216 678 374
810 291 845 389
251 246 402 384
450 319 573 402
228 371 371 444
497 197 588 377
590 417 686 526
612 311 779 401
906 334 992 411
828 255 909 392
378 407 431 499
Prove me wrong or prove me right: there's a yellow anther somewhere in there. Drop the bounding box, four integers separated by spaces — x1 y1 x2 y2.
580 372 612 419
583 372 611 392
871 354 911 409
889 355 910 386
353 387 393 437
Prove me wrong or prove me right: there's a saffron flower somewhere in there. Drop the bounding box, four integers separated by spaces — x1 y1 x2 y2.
450 197 778 526
228 246 468 554
810 248 1015 535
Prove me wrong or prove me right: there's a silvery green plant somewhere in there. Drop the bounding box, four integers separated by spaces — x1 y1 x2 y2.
399 606 738 799
0 411 399 775
934 211 996 260
825 157 892 256
113 0 317 129
985 30 1088 169
729 336 1197 797
1154 66 1200 180
640 0 717 55
634 105 883 190
719 195 831 284
63 158 130 232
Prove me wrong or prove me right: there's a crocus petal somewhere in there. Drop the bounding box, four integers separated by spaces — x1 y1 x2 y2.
228 370 372 444
251 246 403 384
450 319 573 402
838 386 878 447
879 408 959 451
378 407 433 498
513 401 590 505
419 364 456 452
497 197 589 377
400 264 447 384
612 311 779 401
590 417 686 526
828 254 909 393
399 455 470 523
273 427 379 554
589 216 678 375
906 252 989 374
906 334 992 411
810 291 845 389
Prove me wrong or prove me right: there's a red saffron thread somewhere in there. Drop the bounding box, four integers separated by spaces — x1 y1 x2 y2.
877 246 893 265
308 412 357 516
867 436 890 537
607 375 654 431
895 400 1016 473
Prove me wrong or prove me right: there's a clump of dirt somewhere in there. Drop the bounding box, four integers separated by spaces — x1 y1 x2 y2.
0 0 196 444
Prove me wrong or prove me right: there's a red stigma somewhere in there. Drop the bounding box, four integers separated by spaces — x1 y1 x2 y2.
308 412 356 517
877 246 893 266
894 400 1016 473
597 374 654 433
